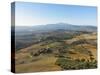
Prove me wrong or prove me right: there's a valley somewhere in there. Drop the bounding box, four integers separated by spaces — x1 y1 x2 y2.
14 24 97 73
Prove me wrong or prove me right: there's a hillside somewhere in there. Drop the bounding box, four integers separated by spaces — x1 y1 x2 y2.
14 23 97 51
15 29 97 73
15 23 97 33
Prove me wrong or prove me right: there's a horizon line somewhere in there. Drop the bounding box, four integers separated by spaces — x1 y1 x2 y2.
15 22 97 27
13 22 97 27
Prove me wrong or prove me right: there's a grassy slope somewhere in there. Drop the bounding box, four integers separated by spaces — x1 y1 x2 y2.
15 32 97 73
15 56 61 73
15 42 62 73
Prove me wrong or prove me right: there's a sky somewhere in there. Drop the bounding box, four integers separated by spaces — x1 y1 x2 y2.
13 2 97 26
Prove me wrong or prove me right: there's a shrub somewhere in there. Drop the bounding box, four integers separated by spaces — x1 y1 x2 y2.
55 58 97 70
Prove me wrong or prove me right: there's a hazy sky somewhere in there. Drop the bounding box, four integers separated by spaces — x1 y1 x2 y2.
14 2 97 26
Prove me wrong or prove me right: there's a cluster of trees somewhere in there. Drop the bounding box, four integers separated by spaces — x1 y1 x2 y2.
41 35 73 42
30 47 53 56
55 58 97 70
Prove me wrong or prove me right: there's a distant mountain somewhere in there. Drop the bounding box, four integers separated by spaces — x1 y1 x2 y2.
15 23 97 32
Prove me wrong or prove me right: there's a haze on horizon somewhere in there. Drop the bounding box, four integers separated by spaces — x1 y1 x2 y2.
13 2 97 26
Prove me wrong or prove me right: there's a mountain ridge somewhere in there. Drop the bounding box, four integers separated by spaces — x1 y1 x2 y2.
14 23 97 32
